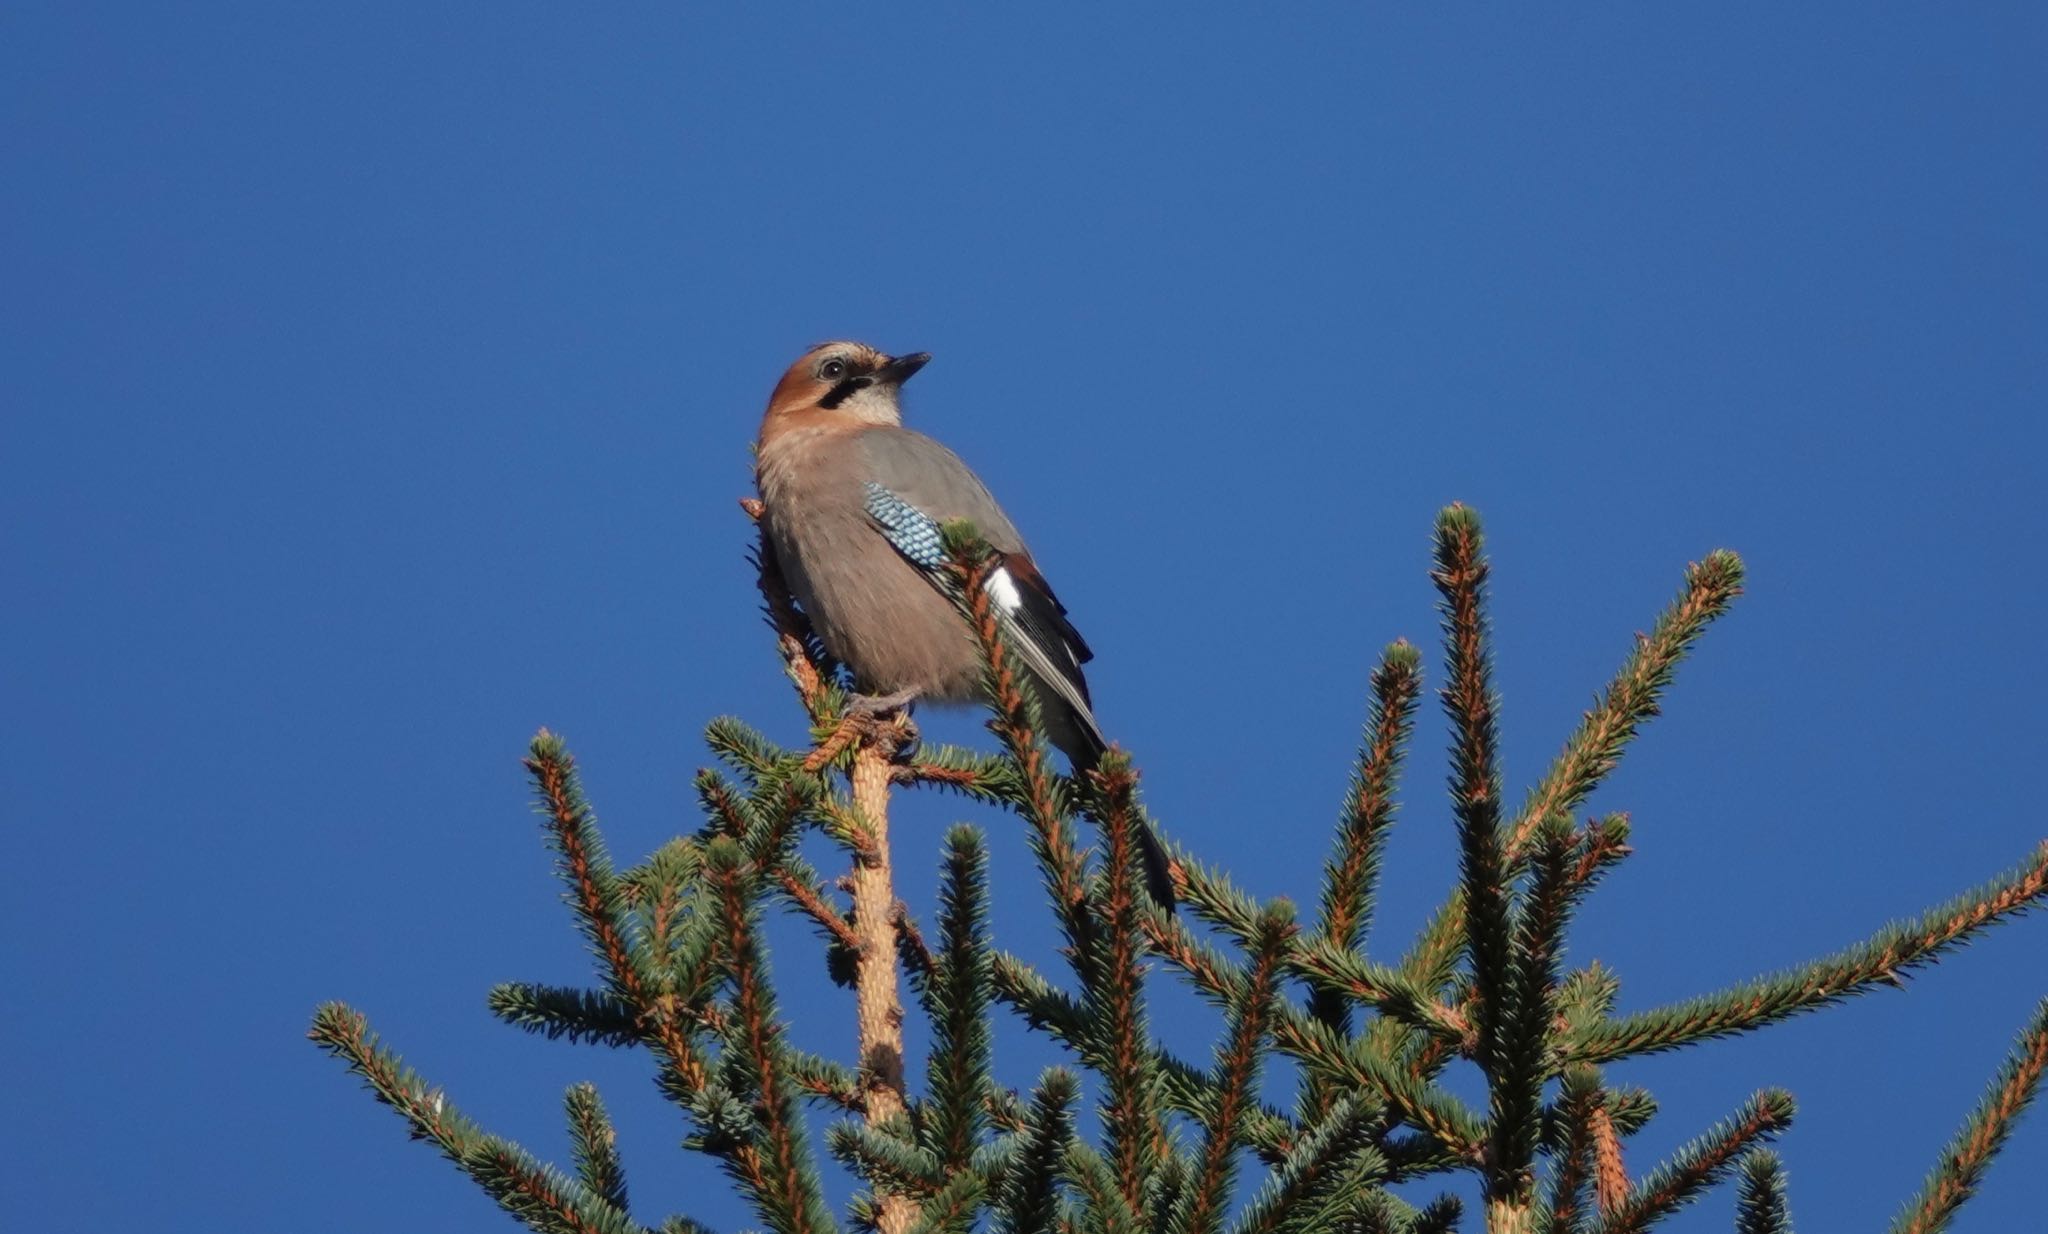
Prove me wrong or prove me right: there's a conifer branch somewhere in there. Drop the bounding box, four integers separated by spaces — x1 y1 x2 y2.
1366 888 1474 1072
705 714 797 783
1377 1132 1469 1180
1280 1013 1487 1158
1312 641 1425 1031
923 826 995 1175
1124 922 1313 1146
1223 1097 1382 1234
1567 814 1632 898
1538 1081 1656 1159
703 839 838 1234
990 947 1297 1159
1734 1152 1792 1234
1543 1070 1602 1234
1506 549 1744 860
896 902 939 982
489 983 646 1047
1396 891 1471 1013
307 1004 654 1234
741 768 828 872
940 525 1091 943
785 1050 868 1115
1553 963 1623 1041
1144 909 1484 1153
1175 854 1279 954
466 1139 650 1234
1084 754 1167 1217
1433 507 1526 1219
1166 856 1473 1063
994 1070 1079 1234
1432 510 1511 1002
1489 818 1580 1207
528 732 666 1001
826 1121 942 1196
904 1169 988 1234
1590 1099 1630 1218
1357 1191 1463 1234
1287 936 1473 1046
1590 1089 1794 1234
1353 1193 1411 1234
1180 905 1294 1234
1888 997 2048 1234
888 743 1022 806
700 767 767 841
623 838 704 974
527 732 710 1094
1413 1194 1464 1234
1062 1142 1146 1234
566 1082 631 1215
776 867 863 954
1570 843 2048 1062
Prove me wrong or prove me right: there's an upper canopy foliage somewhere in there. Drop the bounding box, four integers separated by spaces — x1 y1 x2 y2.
312 505 2048 1234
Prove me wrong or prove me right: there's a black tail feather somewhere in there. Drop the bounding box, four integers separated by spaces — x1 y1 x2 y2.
1049 708 1177 910
1131 815 1179 911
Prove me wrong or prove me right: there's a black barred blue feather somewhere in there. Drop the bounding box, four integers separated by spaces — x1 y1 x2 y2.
864 482 948 571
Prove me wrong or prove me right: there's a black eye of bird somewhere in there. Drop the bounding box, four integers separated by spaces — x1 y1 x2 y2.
819 358 848 381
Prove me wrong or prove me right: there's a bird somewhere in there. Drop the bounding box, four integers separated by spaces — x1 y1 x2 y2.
754 341 1175 908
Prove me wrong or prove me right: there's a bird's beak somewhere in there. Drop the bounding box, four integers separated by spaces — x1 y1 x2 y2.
879 352 931 385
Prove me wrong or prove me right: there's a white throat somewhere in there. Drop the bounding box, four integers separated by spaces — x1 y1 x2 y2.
834 383 904 427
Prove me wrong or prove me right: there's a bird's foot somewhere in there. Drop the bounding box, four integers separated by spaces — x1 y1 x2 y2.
805 691 921 770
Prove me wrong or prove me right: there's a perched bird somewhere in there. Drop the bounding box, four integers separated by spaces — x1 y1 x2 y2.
755 341 1174 907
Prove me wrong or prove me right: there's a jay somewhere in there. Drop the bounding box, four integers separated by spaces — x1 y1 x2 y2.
754 341 1174 907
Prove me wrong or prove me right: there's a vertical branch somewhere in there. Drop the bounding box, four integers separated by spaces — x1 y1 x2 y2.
1310 641 1423 1043
703 840 838 1234
746 499 911 1228
1431 506 1523 1225
1590 1099 1630 1218
995 1070 1080 1234
1735 1152 1793 1234
848 735 915 1234
1180 905 1294 1234
1091 755 1166 1216
1544 1068 1602 1234
566 1082 630 1216
1490 818 1578 1210
924 826 994 1174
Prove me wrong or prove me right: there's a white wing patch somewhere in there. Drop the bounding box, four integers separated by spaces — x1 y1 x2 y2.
987 566 1024 613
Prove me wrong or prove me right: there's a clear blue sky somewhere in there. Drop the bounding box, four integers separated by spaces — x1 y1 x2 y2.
5 6 2045 1231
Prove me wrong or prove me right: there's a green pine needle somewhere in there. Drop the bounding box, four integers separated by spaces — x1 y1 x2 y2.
1888 998 2048 1234
1735 1151 1793 1234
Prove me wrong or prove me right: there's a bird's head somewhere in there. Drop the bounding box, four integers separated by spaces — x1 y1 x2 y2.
761 341 931 436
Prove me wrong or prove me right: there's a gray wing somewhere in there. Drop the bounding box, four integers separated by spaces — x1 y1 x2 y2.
857 427 1102 733
856 428 1028 552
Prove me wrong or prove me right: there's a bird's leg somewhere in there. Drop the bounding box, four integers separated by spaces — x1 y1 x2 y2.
845 687 920 717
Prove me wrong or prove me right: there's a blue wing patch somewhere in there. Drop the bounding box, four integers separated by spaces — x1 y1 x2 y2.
864 482 947 571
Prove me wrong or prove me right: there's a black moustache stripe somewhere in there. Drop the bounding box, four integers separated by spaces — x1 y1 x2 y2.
818 378 868 409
